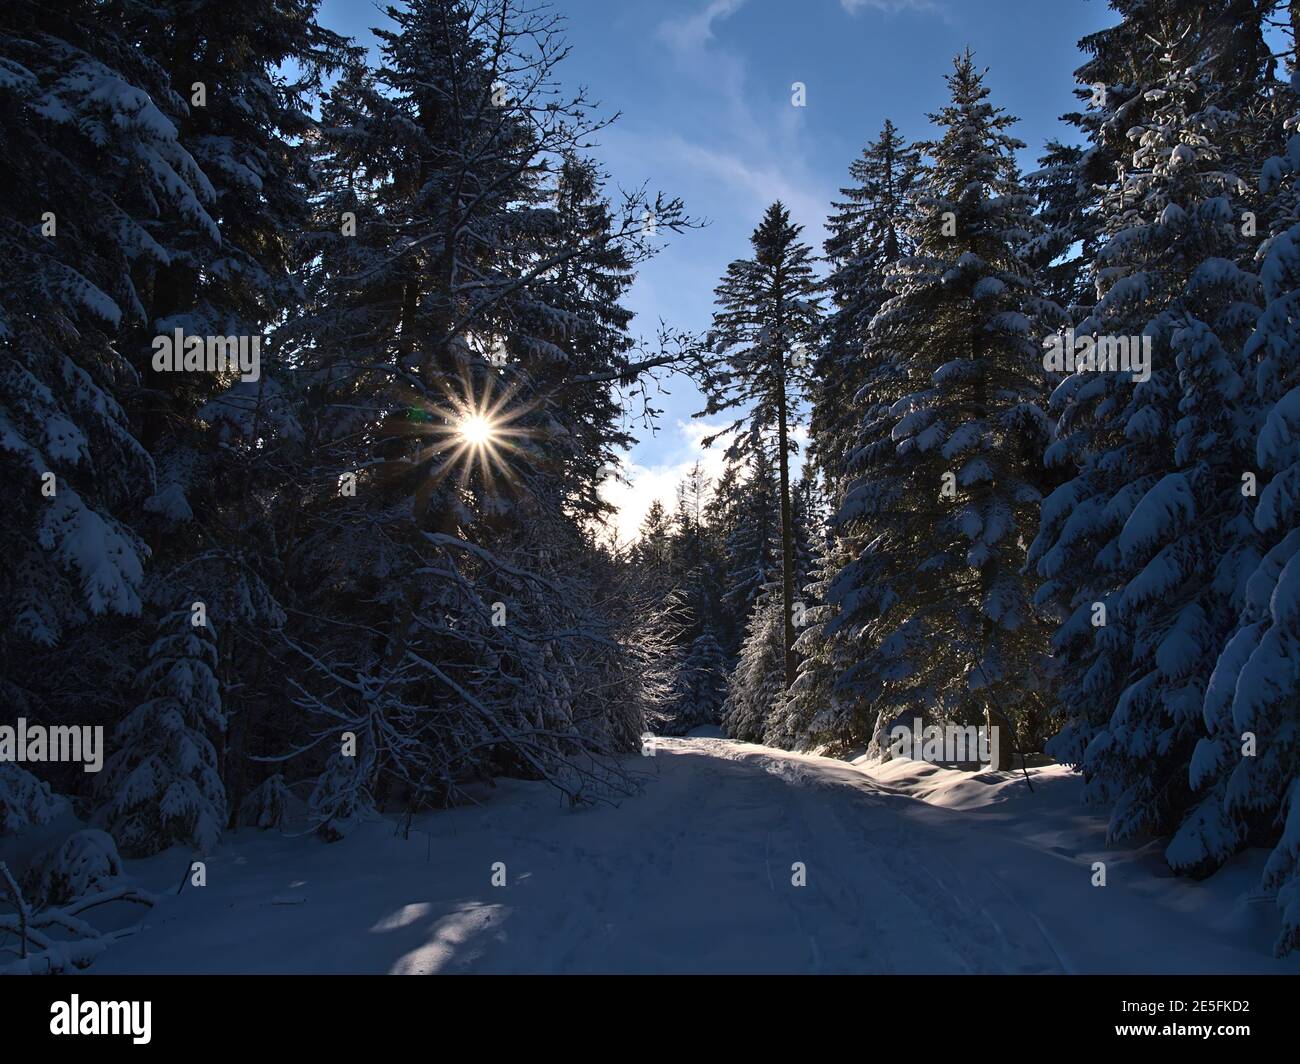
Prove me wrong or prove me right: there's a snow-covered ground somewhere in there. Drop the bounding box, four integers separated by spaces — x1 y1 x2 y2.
91 732 1300 974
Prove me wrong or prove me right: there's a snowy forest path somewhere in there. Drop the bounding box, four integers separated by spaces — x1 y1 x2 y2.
95 736 1293 974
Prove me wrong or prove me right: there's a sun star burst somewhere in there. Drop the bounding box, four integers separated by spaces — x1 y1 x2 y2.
457 413 497 447
405 370 531 492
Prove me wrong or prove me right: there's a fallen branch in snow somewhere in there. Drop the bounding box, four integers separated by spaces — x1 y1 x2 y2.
0 883 156 975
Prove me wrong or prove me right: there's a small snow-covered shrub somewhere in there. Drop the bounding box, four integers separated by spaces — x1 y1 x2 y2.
2 831 154 974
0 763 67 836
309 752 375 842
22 829 124 909
240 774 291 830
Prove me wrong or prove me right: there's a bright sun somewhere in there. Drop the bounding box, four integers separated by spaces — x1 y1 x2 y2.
412 375 526 491
457 414 496 447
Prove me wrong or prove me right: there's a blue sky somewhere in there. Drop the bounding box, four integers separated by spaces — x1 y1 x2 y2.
318 0 1117 540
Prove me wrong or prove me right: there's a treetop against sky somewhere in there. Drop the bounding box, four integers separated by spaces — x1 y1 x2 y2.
317 0 1117 540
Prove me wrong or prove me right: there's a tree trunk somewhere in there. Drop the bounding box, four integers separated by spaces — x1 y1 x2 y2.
985 705 1015 772
775 355 797 690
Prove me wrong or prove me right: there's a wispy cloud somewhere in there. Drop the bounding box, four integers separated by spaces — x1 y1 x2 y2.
658 135 831 246
653 0 765 153
656 0 749 55
643 2 832 239
840 0 941 13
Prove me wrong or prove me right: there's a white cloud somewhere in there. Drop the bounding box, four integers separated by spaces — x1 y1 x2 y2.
643 2 833 249
597 419 810 545
840 0 941 13
654 2 764 154
597 419 731 545
654 134 831 247
657 0 749 56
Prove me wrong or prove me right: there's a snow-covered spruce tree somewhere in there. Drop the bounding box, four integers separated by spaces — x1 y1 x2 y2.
238 773 291 831
119 0 348 466
1030 23 1266 844
780 124 921 754
1026 5 1190 781
714 451 781 658
699 459 747 656
1070 0 1273 229
1249 163 1300 956
634 500 676 590
1170 67 1300 954
790 475 822 593
721 472 821 743
666 629 727 736
1024 140 1097 315
721 584 788 743
106 0 343 556
120 0 347 823
308 743 377 842
826 52 1057 771
762 476 825 747
669 463 726 647
768 535 857 752
814 120 923 501
96 608 226 856
275 0 696 811
702 202 823 688
0 1 343 835
0 2 221 649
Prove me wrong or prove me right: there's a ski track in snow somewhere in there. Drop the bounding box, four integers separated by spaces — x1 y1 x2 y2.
94 736 1300 975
